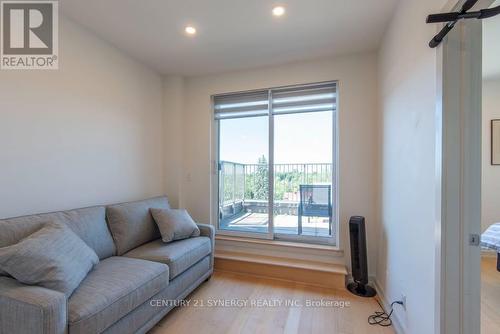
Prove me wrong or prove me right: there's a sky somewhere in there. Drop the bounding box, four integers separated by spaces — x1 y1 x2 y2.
219 111 333 165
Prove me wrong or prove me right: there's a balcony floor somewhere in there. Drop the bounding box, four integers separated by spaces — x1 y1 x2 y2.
220 212 331 237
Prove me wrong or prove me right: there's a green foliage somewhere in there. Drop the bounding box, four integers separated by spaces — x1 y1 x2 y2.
252 155 269 200
273 169 303 201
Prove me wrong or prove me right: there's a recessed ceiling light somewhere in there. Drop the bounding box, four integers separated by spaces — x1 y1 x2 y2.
185 26 196 35
272 6 285 17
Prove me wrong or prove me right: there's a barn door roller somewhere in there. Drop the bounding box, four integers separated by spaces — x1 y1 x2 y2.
427 0 500 48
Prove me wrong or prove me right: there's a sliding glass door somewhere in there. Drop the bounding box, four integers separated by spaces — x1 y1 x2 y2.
213 82 337 244
218 115 270 236
273 111 333 241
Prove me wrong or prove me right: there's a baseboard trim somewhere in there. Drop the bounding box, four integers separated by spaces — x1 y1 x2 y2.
372 279 405 334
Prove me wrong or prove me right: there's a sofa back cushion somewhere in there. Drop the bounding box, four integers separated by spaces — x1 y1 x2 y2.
0 206 116 263
106 197 170 255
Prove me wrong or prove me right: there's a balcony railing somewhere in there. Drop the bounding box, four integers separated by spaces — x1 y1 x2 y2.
219 161 334 237
219 161 332 207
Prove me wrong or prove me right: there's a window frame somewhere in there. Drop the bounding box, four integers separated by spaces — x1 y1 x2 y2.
210 80 339 246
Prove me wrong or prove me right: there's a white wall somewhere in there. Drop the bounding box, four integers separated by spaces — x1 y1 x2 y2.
482 78 500 232
377 0 448 333
177 53 380 273
0 17 164 218
162 76 185 209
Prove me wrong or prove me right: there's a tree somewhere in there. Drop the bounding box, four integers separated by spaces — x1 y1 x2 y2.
254 155 269 200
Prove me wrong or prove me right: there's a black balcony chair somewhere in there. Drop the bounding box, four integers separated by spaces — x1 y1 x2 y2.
298 185 332 235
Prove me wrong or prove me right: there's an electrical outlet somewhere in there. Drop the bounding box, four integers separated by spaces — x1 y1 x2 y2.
400 294 406 310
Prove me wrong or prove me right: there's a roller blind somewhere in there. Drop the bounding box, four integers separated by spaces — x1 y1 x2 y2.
271 82 336 115
213 82 336 120
213 90 269 120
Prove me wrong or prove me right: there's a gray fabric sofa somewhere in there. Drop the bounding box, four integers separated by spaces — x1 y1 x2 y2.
0 196 214 334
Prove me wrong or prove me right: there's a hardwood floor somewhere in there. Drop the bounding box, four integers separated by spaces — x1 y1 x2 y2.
150 271 394 334
482 256 500 334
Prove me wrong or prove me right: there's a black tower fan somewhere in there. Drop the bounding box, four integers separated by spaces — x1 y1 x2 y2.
347 216 376 297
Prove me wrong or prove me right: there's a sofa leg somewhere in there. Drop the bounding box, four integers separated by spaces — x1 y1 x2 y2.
205 275 212 282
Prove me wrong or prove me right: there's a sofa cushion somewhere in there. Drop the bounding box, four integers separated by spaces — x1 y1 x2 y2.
68 256 168 334
0 206 115 261
123 237 211 280
100 256 211 334
150 208 200 243
0 223 99 298
106 197 170 255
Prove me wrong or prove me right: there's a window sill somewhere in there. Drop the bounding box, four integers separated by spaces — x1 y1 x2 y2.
215 234 342 253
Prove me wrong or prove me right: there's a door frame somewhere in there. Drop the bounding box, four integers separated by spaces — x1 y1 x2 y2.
436 1 490 333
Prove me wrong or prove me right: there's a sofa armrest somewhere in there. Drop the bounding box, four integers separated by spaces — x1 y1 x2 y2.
197 223 215 240
197 223 215 268
0 277 67 334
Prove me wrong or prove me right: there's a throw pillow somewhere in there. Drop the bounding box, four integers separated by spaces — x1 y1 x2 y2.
0 222 99 297
150 208 200 243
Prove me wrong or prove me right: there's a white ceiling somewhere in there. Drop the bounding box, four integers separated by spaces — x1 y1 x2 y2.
483 1 500 80
61 0 399 76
